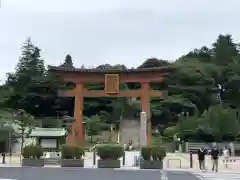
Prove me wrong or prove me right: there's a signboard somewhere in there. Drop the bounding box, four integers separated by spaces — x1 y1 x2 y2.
104 74 119 94
41 139 57 148
140 112 147 146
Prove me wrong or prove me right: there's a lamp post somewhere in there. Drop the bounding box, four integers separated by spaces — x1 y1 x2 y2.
14 110 25 163
178 111 188 125
177 111 189 152
195 69 224 105
4 109 16 164
8 112 14 164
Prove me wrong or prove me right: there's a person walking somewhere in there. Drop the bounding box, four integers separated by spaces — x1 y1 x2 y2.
211 145 220 172
197 147 206 172
223 146 230 168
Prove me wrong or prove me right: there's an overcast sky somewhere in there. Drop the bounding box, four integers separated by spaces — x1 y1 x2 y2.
0 0 239 82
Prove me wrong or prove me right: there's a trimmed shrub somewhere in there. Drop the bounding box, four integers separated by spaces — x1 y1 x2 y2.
141 146 151 160
151 146 166 161
96 144 124 160
61 144 84 159
141 145 166 161
22 144 43 159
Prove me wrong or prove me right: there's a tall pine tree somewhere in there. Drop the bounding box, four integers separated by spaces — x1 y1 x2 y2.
5 37 46 114
212 34 239 65
61 54 74 68
6 37 45 92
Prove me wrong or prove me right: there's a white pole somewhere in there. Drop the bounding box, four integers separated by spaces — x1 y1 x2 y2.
138 112 147 165
140 112 147 147
117 132 120 144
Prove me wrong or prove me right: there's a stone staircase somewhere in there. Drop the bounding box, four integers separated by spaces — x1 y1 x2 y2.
44 158 61 165
120 119 140 148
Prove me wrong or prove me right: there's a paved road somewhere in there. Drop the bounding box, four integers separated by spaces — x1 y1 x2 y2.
0 167 200 180
167 171 200 180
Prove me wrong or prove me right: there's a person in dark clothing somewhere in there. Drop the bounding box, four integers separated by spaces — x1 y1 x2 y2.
228 146 232 156
211 146 220 172
197 147 206 171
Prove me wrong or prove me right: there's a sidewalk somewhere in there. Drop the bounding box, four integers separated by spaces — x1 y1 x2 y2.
193 171 240 180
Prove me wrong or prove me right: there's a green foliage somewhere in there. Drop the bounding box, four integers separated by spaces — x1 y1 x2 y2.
14 109 35 136
151 146 166 161
163 126 179 138
2 34 240 143
12 109 36 153
6 37 45 93
141 146 151 160
96 144 124 160
177 105 240 141
61 54 74 68
199 106 240 139
61 144 84 159
212 34 239 65
85 115 106 140
141 145 166 161
22 144 43 159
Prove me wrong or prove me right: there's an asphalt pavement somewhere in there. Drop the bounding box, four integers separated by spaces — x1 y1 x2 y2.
166 171 201 180
0 167 200 180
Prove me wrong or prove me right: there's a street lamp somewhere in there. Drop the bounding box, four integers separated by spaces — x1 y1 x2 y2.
178 111 189 121
195 69 225 105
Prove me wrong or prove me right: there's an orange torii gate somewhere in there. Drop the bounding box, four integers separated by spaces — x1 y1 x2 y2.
48 66 173 146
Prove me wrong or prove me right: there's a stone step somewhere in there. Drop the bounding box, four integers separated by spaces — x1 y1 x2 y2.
120 120 140 148
44 158 61 165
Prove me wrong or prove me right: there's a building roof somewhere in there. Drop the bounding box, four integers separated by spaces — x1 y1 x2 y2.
48 65 174 74
29 127 66 137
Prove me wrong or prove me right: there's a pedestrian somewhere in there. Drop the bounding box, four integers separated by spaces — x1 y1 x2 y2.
223 146 230 168
197 147 206 172
211 145 220 172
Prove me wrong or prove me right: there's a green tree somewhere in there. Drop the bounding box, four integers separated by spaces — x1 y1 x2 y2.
138 58 170 68
14 109 35 153
61 54 74 68
5 38 46 113
85 115 106 142
177 105 240 141
199 105 239 140
6 37 45 91
184 46 212 62
212 34 239 65
3 38 63 118
0 86 14 107
0 109 15 143
5 33 240 138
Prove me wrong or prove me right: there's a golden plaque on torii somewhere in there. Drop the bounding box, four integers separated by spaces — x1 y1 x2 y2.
104 74 119 94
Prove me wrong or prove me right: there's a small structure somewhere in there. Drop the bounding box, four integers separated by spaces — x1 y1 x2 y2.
29 128 66 151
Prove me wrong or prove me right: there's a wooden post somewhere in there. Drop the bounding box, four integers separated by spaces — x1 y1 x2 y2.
140 82 151 146
66 83 85 146
74 83 85 146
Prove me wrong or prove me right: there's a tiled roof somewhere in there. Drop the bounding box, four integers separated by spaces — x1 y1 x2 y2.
48 65 174 73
